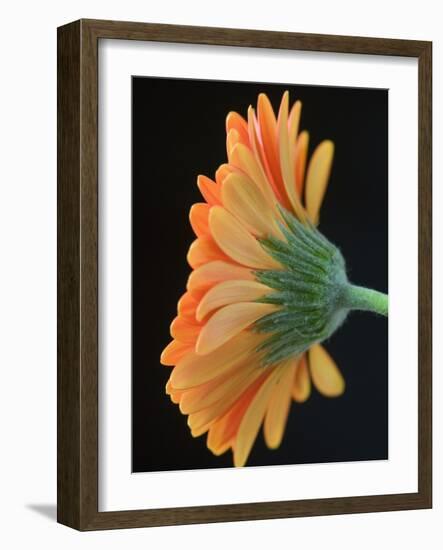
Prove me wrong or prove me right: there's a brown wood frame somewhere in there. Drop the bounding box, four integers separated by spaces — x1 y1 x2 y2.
57 18 432 531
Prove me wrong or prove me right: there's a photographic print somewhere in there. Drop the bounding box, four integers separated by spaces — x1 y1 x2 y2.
132 77 388 472
58 20 432 529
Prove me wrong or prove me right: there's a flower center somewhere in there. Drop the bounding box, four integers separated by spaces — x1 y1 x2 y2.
253 208 350 366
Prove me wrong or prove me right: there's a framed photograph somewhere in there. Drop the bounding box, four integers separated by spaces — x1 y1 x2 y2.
57 19 432 530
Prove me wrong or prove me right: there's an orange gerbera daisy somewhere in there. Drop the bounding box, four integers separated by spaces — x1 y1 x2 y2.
160 91 388 467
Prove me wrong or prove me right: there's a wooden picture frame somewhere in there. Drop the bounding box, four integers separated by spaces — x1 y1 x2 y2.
57 18 432 530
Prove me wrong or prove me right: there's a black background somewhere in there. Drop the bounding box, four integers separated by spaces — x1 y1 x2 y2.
132 77 388 472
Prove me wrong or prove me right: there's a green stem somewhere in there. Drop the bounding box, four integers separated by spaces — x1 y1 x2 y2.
343 284 388 317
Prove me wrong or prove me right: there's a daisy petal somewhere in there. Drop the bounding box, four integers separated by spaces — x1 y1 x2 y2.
233 366 281 467
264 360 296 448
226 111 250 146
187 260 254 300
207 435 233 456
189 203 210 237
196 279 272 322
305 140 334 224
277 92 307 221
177 292 199 322
187 365 265 431
294 131 309 196
222 172 283 238
170 316 200 344
160 340 193 366
215 163 235 185
197 175 222 205
170 331 263 389
292 354 311 402
209 206 281 269
247 106 285 206
179 362 258 415
309 344 345 397
196 302 278 355
207 417 236 456
226 128 241 157
187 236 228 268
288 100 302 145
206 373 268 454
257 93 281 189
166 380 185 404
229 143 278 211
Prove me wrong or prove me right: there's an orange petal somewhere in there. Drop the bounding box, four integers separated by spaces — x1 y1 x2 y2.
197 175 222 206
288 100 302 146
277 91 307 221
207 434 233 456
196 302 278 355
257 93 283 193
186 364 265 431
229 142 279 213
215 163 235 186
305 140 334 224
207 418 236 456
209 206 281 269
309 344 345 397
248 105 287 208
226 111 250 146
179 361 258 415
292 354 311 402
221 172 283 238
227 128 241 157
170 316 201 344
264 360 296 448
165 379 185 404
294 131 309 196
187 260 254 301
189 203 210 237
177 292 199 322
233 365 282 467
196 279 273 322
207 372 268 455
160 340 193 366
170 331 264 389
187 236 229 268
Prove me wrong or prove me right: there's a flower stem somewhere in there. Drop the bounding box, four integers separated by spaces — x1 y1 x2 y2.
343 284 388 317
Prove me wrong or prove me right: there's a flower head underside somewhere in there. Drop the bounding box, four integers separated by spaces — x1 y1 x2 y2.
159 91 388 467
